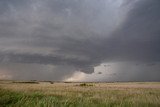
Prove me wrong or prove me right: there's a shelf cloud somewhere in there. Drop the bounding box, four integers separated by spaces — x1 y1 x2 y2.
0 0 160 81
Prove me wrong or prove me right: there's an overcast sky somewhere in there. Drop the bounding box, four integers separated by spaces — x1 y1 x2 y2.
0 0 160 81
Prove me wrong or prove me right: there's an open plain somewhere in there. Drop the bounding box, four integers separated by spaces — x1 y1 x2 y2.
0 81 160 107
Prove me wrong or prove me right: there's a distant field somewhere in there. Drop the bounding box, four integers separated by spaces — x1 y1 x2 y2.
0 81 160 107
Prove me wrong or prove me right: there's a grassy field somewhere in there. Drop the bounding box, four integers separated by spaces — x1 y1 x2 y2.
0 81 160 107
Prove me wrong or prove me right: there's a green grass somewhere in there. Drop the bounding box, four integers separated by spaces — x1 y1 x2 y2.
12 81 39 84
79 83 94 86
0 82 160 107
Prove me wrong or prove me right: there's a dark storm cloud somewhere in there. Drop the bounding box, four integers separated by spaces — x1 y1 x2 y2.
107 0 160 62
0 0 160 81
0 0 127 74
0 52 94 73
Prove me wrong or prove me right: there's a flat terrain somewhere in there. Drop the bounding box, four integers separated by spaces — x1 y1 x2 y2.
0 81 160 107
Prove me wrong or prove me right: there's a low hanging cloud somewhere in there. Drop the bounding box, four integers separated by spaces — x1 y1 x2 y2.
0 0 160 81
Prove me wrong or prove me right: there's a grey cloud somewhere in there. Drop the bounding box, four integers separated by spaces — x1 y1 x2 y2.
0 52 94 72
82 62 160 82
107 0 160 62
0 0 160 81
0 0 128 70
0 63 75 81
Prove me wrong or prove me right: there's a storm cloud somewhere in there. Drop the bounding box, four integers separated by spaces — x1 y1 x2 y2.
0 0 160 81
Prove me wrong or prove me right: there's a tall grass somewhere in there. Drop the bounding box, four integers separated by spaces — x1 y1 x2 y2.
0 82 160 107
